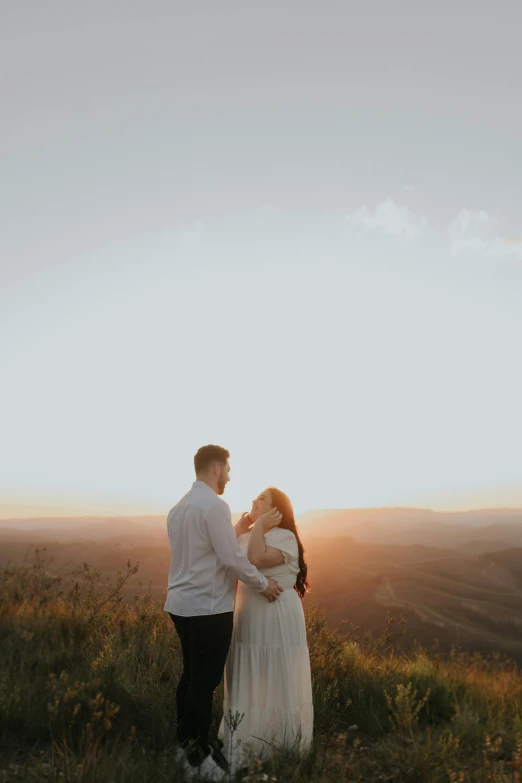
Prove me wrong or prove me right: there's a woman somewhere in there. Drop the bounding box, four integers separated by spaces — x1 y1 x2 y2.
218 487 313 773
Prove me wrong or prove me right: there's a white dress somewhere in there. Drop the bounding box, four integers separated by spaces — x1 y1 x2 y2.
218 528 313 772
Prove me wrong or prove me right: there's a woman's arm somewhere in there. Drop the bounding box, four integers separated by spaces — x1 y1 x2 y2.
247 513 285 569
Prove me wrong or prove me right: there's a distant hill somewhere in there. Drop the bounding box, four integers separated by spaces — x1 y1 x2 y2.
3 507 522 543
297 507 522 552
3 507 522 664
0 515 167 541
298 506 522 533
3 519 522 663
304 534 522 662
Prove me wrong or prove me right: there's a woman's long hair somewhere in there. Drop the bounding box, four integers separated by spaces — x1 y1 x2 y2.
267 486 309 599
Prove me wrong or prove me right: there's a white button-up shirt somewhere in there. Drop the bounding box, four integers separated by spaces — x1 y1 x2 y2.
164 481 269 617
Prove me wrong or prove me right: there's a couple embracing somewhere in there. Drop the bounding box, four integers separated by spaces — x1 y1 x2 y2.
164 445 313 780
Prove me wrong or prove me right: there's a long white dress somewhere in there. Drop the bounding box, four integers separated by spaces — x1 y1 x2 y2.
218 527 313 772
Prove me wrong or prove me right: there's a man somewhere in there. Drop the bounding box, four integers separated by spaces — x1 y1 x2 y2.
165 445 283 781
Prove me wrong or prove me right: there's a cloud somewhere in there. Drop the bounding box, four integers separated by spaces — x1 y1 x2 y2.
448 209 522 259
346 198 427 241
449 209 500 237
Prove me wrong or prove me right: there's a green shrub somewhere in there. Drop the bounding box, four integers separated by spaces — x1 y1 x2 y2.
2 552 522 782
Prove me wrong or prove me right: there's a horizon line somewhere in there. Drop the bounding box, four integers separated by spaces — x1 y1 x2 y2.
2 503 522 522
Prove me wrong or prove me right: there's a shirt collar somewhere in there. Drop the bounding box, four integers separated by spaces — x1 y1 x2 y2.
193 480 216 495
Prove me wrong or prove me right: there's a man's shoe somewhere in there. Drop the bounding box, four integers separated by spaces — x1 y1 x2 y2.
174 747 196 781
194 753 227 781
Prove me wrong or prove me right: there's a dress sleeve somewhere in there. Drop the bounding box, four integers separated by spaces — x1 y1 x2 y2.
266 528 299 564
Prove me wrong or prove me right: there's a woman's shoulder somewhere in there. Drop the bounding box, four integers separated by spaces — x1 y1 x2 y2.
265 527 298 555
266 527 299 568
266 527 296 540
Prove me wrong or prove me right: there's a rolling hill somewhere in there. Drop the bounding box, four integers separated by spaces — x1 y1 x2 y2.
2 507 522 663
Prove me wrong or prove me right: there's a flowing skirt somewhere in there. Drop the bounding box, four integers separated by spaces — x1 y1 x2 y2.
218 582 313 773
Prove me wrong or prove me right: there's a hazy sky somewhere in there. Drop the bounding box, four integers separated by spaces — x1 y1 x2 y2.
2 1 521 517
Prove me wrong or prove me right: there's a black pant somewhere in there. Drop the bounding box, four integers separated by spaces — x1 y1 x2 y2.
169 611 233 763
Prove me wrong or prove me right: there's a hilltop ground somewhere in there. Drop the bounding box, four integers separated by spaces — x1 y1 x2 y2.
1 552 522 782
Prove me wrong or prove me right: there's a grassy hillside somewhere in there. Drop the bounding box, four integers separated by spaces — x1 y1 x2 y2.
4 531 522 666
2 551 522 781
307 536 522 665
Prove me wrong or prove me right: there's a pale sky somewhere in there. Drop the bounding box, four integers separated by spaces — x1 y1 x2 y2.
1 1 521 518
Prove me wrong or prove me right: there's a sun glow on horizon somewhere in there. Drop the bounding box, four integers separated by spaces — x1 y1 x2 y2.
2 482 522 521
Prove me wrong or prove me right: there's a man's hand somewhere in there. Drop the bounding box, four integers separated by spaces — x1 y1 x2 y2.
262 577 283 602
234 512 253 538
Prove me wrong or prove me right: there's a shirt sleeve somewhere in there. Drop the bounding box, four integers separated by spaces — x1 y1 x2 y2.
205 502 269 592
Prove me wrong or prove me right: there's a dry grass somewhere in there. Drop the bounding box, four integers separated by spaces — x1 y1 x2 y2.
1 550 522 782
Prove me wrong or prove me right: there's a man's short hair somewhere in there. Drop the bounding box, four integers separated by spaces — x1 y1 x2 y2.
194 445 230 475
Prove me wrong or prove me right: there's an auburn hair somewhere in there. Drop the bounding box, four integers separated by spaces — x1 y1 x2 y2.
267 486 309 599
